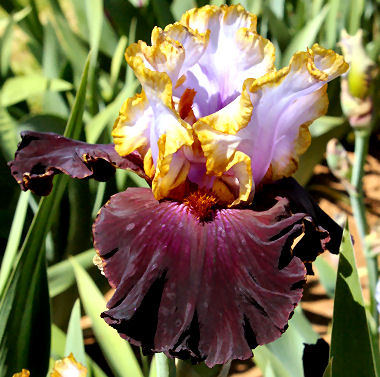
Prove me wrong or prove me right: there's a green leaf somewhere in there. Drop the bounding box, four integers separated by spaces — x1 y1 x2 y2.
348 0 365 34
48 249 95 297
309 116 346 138
0 211 51 377
151 0 174 27
0 75 73 107
294 117 348 186
110 35 128 94
149 357 157 377
51 324 108 377
0 105 18 161
155 353 176 377
322 358 333 377
0 52 89 377
64 53 91 140
0 15 14 78
264 6 290 49
330 225 377 377
254 306 318 377
325 0 340 48
47 0 88 84
42 21 69 117
0 6 31 30
314 257 337 298
170 0 197 20
0 191 30 295
19 114 66 135
71 258 144 377
85 82 138 144
65 299 86 366
85 0 103 114
282 5 329 66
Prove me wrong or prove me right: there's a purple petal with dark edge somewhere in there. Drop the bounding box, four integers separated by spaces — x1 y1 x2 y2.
93 187 307 367
8 131 149 196
253 177 343 274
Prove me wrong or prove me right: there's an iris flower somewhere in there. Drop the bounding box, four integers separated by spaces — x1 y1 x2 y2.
10 4 348 367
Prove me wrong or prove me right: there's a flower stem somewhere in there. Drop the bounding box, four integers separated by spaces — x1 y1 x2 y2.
348 127 378 329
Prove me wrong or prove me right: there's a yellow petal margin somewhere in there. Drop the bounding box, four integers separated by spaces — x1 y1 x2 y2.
13 370 30 377
50 353 87 377
114 29 196 199
195 44 348 200
249 44 349 181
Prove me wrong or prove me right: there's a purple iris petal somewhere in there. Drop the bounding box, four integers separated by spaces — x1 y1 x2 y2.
9 131 149 195
253 178 342 274
94 187 306 367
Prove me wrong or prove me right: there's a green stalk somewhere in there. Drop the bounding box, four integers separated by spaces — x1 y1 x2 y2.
348 127 378 342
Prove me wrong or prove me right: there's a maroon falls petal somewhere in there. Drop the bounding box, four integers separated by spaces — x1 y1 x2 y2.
254 177 343 274
93 187 307 367
8 131 149 196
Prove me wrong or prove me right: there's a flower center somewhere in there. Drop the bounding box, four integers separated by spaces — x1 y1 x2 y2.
183 189 218 221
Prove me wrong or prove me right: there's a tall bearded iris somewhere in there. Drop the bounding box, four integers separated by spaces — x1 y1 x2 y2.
10 5 348 367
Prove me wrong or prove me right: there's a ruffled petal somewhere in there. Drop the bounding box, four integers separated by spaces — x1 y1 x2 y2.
253 177 342 273
195 44 348 189
93 187 306 367
123 41 194 199
112 91 153 158
178 4 275 117
51 354 87 377
12 370 30 377
9 131 148 196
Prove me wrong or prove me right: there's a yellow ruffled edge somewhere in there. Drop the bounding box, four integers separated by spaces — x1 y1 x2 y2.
248 44 348 180
112 91 150 158
194 44 348 203
212 150 252 206
50 354 87 377
180 4 257 34
13 370 30 377
121 39 194 199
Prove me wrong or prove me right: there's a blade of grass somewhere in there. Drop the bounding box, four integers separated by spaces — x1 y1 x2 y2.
0 191 30 295
85 0 103 114
0 15 14 79
151 0 174 27
254 306 318 377
348 0 364 34
0 106 18 161
51 324 108 377
47 0 88 84
65 299 86 367
282 5 329 66
325 0 340 48
110 35 128 97
85 81 138 143
71 258 144 377
330 225 378 377
0 75 73 107
48 249 95 298
155 353 176 377
0 53 90 377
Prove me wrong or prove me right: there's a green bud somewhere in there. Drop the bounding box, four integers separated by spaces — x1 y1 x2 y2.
326 138 352 181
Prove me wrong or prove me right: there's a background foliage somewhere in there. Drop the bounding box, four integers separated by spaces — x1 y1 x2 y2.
0 0 379 376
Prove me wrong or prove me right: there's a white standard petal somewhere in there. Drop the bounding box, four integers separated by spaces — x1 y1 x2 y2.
178 4 275 117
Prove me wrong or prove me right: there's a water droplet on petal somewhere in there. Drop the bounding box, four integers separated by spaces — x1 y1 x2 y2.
126 223 135 231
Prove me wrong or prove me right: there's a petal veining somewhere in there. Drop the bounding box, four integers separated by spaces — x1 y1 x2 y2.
9 131 148 195
195 44 349 190
94 187 306 367
178 4 275 117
